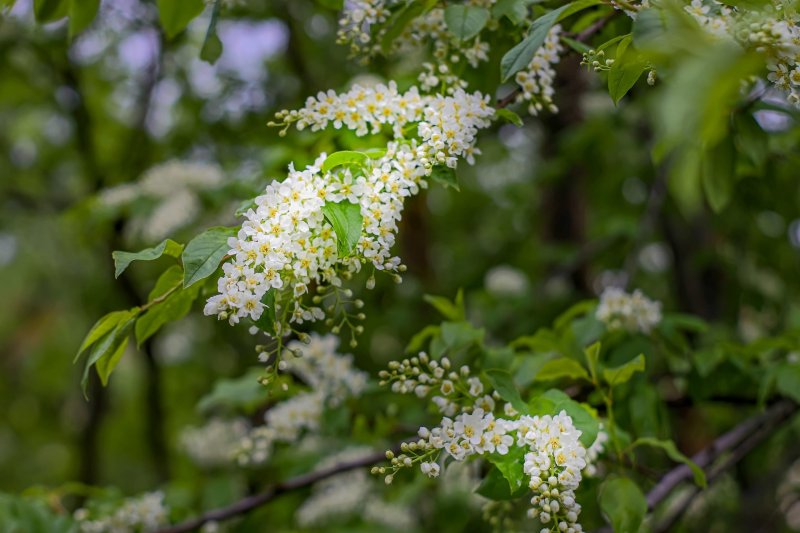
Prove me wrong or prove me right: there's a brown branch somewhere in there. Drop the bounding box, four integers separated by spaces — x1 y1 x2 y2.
156 445 402 533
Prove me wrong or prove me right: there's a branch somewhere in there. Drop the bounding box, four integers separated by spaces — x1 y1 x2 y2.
156 445 400 533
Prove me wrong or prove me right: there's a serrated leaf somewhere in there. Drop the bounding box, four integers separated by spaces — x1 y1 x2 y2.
444 5 489 40
603 353 645 386
68 0 99 37
200 0 223 64
500 0 601 81
321 150 371 174
598 477 647 532
135 266 200 346
485 369 528 414
182 226 237 288
632 437 707 487
322 201 363 257
156 0 205 39
534 358 591 382
112 239 183 278
495 108 524 127
429 165 460 191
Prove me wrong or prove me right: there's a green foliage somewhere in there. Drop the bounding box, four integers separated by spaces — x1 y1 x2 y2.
182 227 237 288
321 150 371 174
68 0 100 37
607 36 647 105
602 353 645 386
424 289 466 321
135 266 201 346
534 357 591 382
200 0 223 64
156 0 206 39
429 165 460 191
631 437 707 487
197 367 272 414
494 108 524 127
444 5 490 41
322 201 364 257
529 389 600 447
598 477 647 533
485 368 528 413
0 493 75 533
112 239 183 279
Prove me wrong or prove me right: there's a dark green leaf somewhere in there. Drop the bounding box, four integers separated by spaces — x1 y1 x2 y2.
598 477 647 532
253 290 276 335
76 310 133 361
476 466 529 500
197 368 271 414
429 165 460 191
112 239 183 279
561 35 593 54
486 446 527 492
33 0 67 22
775 363 800 403
182 226 237 288
444 5 490 40
322 201 363 257
81 312 136 395
632 437 707 487
701 137 735 212
495 108 524 127
608 36 647 105
200 0 223 64
68 0 99 37
492 0 528 25
156 0 205 39
135 265 200 346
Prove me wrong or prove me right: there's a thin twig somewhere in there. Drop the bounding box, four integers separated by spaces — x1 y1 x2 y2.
156 445 402 533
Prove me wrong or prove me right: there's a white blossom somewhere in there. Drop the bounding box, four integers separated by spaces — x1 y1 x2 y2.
596 287 662 333
75 492 169 533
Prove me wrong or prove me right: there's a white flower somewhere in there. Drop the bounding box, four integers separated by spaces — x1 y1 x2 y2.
75 491 169 533
420 461 441 478
596 287 662 333
180 418 249 468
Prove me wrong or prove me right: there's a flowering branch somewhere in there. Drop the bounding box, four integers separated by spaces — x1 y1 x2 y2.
156 445 402 533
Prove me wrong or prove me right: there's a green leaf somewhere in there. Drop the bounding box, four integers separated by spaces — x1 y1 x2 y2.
775 363 800 403
0 493 75 533
500 0 601 81
561 35 592 54
135 266 200 346
439 321 485 351
632 437 707 487
423 290 466 321
429 165 460 191
585 341 601 382
321 150 371 174
33 0 67 22
485 369 528 414
495 108 524 127
598 477 648 532
529 389 599 447
182 226 237 288
475 466 529 500
534 358 590 382
68 0 99 37
322 201 363 257
253 290 276 335
81 312 136 396
492 0 528 25
76 310 134 362
156 0 205 39
405 325 441 353
734 112 768 168
486 446 527 492
607 36 647 105
197 368 271 414
112 239 183 278
602 354 645 387
444 5 490 40
200 0 223 64
380 0 438 53
701 137 735 212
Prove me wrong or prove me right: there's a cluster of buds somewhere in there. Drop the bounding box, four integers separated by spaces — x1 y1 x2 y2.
370 439 438 485
580 49 614 72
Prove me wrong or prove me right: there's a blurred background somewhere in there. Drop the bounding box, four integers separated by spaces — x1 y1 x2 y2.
2 0 800 531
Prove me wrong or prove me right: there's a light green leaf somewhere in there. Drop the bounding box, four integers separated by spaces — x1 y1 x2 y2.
405 325 441 353
598 477 648 532
95 335 129 387
485 369 528 414
182 226 237 288
608 36 647 105
200 0 223 64
444 5 490 40
534 358 591 382
156 0 205 39
561 35 592 54
632 437 707 487
76 310 134 362
486 446 527 492
429 165 460 191
500 0 601 81
112 239 183 279
322 201 363 257
492 0 528 25
81 312 136 396
602 354 645 387
495 108 524 127
68 0 99 37
423 290 466 321
134 266 200 346
321 150 371 174
585 341 601 382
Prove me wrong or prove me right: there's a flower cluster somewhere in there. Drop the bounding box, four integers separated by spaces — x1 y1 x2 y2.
74 492 169 533
296 447 416 530
595 287 662 333
180 417 249 468
514 25 564 116
237 334 368 465
336 0 395 59
683 0 800 107
206 82 493 342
